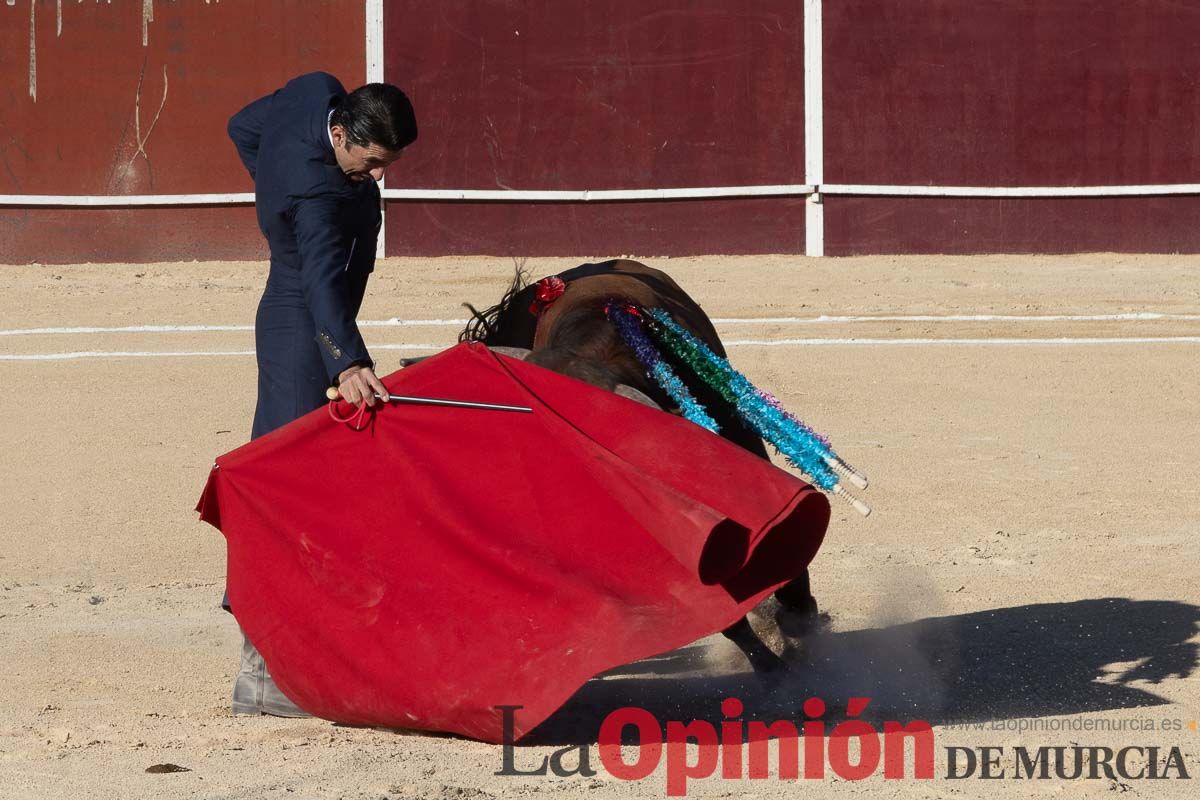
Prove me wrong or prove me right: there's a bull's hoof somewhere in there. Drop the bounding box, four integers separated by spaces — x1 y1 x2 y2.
774 601 826 639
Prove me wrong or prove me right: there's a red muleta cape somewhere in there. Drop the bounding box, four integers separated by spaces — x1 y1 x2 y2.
197 343 829 742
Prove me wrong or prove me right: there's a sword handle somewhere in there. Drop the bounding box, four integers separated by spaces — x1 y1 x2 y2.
325 386 341 401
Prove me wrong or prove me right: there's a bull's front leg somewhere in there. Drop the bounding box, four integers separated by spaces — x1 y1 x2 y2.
772 567 822 638
721 616 787 674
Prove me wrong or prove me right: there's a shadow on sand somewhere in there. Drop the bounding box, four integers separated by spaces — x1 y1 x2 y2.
525 597 1199 745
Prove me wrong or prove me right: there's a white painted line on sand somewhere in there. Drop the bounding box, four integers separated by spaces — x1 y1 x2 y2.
0 324 254 337
3 312 1199 338
0 320 466 337
2 349 257 361
724 337 1200 347
712 312 1200 324
6 337 1200 362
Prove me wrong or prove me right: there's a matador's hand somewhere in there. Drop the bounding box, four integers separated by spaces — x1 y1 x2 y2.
335 365 389 407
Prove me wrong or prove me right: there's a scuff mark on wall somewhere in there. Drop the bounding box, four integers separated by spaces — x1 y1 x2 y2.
125 63 169 174
28 0 36 102
8 0 223 88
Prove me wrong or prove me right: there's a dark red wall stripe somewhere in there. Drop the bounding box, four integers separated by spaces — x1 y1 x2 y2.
824 195 1200 256
385 197 806 257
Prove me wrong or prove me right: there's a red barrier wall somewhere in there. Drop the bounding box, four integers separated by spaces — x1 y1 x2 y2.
822 0 1200 254
825 0 1200 186
2 0 1199 262
383 0 806 256
0 0 364 263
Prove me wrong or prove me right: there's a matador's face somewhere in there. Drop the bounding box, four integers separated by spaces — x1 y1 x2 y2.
329 125 402 183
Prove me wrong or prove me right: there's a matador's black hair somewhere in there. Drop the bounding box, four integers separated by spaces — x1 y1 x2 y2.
331 83 418 152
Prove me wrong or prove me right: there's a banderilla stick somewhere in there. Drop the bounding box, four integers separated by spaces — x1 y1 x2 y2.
325 386 532 414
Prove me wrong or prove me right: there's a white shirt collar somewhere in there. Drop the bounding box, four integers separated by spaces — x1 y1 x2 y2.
327 108 336 151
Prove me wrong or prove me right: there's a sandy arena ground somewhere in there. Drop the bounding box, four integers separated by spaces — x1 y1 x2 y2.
1 253 1198 799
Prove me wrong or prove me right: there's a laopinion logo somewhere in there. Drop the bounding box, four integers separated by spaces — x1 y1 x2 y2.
496 700 1193 795
496 697 935 796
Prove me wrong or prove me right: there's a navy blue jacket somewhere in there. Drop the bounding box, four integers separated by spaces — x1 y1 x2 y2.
228 72 379 382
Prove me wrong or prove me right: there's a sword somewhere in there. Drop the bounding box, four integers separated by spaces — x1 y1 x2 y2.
325 386 531 413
